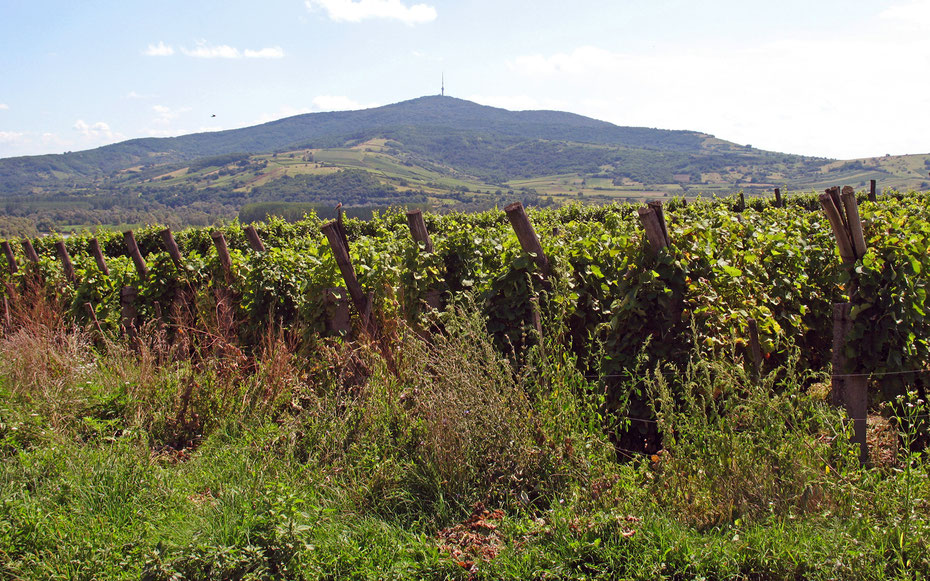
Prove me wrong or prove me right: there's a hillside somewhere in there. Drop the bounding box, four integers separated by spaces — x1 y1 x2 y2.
0 95 928 235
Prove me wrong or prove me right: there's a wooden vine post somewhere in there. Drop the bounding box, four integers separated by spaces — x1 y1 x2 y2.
406 209 440 311
210 231 233 282
54 241 75 282
504 202 550 275
869 179 877 202
504 202 549 356
406 209 433 252
774 188 782 208
20 239 41 286
820 185 869 465
1 241 17 275
123 230 148 277
321 219 371 331
88 238 109 276
160 227 184 269
21 240 39 263
637 201 670 256
120 286 139 345
244 225 266 253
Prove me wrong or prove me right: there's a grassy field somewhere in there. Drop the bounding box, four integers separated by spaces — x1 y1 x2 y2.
0 295 927 579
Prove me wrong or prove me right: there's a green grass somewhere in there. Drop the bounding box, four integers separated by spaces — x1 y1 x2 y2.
0 302 928 579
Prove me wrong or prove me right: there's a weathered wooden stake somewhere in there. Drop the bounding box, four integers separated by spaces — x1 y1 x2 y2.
637 205 669 256
210 231 233 281
244 225 266 253
825 186 848 232
504 202 549 275
647 201 670 246
840 186 867 260
406 209 433 253
831 303 869 465
54 240 75 282
774 188 782 208
21 240 39 263
321 221 369 321
819 193 857 264
89 238 109 276
738 191 746 212
869 179 877 202
123 231 148 277
160 227 184 269
1 241 17 275
120 286 139 343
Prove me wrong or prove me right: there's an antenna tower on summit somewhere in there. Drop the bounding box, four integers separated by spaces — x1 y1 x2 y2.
441 73 445 97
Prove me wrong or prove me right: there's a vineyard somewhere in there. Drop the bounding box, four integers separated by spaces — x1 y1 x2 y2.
2 190 930 579
5 190 929 394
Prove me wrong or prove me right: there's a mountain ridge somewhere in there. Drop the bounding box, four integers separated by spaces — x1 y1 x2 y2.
0 96 724 187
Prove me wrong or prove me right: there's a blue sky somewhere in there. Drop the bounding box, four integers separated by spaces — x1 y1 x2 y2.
1 0 928 160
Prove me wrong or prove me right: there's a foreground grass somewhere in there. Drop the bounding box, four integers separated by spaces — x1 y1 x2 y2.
0 308 928 580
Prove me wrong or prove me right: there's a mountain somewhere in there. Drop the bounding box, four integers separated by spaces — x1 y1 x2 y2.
0 96 927 236
0 96 712 186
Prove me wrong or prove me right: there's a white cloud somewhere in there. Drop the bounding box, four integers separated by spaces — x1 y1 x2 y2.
144 41 174 56
179 41 286 59
182 42 241 59
126 91 154 99
73 120 120 140
152 105 191 125
881 0 930 23
244 46 285 59
506 29 930 159
305 0 436 25
0 131 24 142
0 104 9 110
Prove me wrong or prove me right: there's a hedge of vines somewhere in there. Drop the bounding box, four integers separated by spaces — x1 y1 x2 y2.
4 191 930 406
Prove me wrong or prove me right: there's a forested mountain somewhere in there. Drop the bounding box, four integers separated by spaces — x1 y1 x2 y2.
0 95 927 236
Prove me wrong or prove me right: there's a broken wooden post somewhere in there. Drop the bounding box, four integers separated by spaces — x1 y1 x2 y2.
88 238 109 276
831 303 869 465
210 231 233 281
637 203 669 256
841 186 867 260
647 201 669 245
819 193 857 264
774 188 782 208
160 227 184 269
21 239 39 263
869 179 877 202
406 209 434 253
54 240 75 282
504 202 549 275
120 286 139 343
1 241 17 275
123 230 148 277
244 225 266 253
321 220 369 322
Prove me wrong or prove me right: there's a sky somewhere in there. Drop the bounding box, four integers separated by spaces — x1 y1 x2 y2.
1 0 929 160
